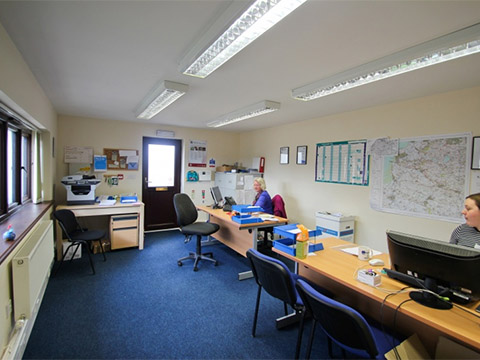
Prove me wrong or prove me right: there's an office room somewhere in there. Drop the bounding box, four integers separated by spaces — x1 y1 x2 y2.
1 1 480 359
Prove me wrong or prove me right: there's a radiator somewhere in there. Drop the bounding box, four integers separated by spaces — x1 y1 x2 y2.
3 220 54 360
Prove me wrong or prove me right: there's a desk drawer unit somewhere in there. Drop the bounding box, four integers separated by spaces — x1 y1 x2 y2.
110 214 139 250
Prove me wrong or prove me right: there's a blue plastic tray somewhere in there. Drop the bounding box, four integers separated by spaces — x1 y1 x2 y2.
232 205 264 213
273 224 321 240
273 238 324 256
232 215 264 224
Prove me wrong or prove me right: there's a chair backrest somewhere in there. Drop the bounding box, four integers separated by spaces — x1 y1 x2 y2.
246 248 299 306
272 194 287 218
173 193 198 227
296 279 379 358
53 209 79 238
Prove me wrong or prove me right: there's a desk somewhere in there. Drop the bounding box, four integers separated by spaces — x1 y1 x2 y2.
273 237 480 357
55 202 145 258
197 205 287 279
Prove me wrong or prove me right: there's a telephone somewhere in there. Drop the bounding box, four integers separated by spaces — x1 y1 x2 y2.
224 196 236 206
222 196 236 212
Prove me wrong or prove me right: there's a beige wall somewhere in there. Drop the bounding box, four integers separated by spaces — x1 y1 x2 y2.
56 115 240 207
0 23 57 200
238 86 480 252
0 23 57 352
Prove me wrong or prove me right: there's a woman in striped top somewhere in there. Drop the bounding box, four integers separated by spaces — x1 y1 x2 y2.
450 193 480 248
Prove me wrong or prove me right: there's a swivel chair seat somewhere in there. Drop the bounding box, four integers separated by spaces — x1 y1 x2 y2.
173 193 220 271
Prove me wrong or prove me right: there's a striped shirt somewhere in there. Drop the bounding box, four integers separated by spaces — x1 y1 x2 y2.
450 223 480 248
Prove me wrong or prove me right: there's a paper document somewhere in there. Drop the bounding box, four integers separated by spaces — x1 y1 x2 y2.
259 215 279 221
340 246 382 257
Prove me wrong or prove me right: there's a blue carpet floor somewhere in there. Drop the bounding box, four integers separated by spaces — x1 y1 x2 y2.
23 230 330 359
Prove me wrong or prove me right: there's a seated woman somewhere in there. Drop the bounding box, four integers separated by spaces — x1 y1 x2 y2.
450 193 480 248
252 177 273 215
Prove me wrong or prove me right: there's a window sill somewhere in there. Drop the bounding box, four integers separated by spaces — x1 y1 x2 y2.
0 201 53 264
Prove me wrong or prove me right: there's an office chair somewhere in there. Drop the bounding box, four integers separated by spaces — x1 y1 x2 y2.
296 278 397 359
259 194 287 248
53 209 106 275
246 248 305 359
173 193 219 271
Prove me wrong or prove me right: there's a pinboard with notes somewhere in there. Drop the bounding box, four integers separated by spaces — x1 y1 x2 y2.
104 148 139 170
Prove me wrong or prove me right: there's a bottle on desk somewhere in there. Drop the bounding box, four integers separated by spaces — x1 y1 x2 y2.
296 224 309 259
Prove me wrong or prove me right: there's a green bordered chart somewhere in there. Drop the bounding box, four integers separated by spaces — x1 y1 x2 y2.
315 140 369 186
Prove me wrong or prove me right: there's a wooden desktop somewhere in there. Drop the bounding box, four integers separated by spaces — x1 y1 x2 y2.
273 237 480 357
197 205 287 279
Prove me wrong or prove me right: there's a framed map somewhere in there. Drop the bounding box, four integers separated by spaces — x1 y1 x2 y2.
369 133 471 222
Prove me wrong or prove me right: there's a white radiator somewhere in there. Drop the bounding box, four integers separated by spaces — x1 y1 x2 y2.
3 220 54 360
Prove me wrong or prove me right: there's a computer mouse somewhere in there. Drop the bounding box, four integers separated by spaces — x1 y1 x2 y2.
368 258 384 266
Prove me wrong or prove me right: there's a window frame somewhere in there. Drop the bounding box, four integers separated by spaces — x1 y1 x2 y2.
0 109 33 221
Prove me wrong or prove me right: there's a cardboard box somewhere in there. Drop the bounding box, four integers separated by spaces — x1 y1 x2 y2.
216 165 233 172
92 239 111 254
385 334 430 360
316 212 355 242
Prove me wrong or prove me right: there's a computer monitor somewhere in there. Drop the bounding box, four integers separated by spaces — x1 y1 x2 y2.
210 186 223 209
386 230 480 310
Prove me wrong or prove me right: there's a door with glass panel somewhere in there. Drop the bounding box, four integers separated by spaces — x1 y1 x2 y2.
142 137 182 231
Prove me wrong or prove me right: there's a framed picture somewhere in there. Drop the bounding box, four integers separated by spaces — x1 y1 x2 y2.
296 145 307 165
280 146 289 164
472 136 480 170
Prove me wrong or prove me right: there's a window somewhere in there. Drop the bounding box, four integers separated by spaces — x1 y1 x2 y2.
0 108 32 220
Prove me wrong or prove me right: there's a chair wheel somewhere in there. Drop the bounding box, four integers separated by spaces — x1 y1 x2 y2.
178 261 183 267
214 261 218 266
194 267 199 272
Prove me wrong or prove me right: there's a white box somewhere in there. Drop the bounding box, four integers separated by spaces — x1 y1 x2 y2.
316 212 355 242
357 269 381 286
62 241 81 260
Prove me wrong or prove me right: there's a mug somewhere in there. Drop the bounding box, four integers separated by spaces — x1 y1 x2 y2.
358 246 373 261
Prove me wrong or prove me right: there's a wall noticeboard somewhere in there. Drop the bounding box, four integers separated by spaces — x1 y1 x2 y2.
64 146 93 163
104 148 139 170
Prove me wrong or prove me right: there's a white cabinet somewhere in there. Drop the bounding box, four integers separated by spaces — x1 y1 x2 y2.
214 172 260 205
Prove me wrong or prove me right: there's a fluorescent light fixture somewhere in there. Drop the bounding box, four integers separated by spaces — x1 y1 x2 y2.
181 0 307 78
135 81 189 120
292 22 480 101
207 100 280 128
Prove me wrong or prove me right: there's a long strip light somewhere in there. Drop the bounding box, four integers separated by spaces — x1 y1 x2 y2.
207 100 280 128
181 0 307 78
292 22 480 101
135 81 189 120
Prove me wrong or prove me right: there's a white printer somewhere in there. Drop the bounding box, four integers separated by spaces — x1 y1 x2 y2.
61 175 101 205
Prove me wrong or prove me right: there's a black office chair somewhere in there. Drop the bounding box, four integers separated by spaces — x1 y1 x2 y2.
173 193 220 271
246 248 305 359
296 278 398 359
53 209 106 275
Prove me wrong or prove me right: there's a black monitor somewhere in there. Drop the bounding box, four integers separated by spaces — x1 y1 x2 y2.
386 230 480 310
210 186 223 209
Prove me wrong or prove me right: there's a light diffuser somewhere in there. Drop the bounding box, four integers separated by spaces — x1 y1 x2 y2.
181 0 307 78
292 22 480 101
207 100 280 128
136 81 189 120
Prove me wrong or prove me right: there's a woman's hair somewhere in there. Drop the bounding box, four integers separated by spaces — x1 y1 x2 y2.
467 193 480 209
254 177 266 191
